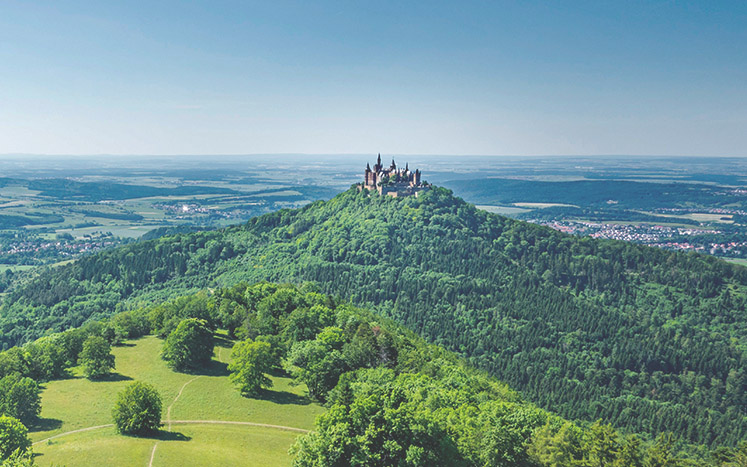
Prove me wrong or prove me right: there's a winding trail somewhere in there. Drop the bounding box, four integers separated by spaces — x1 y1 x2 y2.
35 340 305 466
148 443 159 467
33 420 309 446
148 347 228 466
149 375 202 466
169 420 309 433
32 424 114 445
166 376 201 430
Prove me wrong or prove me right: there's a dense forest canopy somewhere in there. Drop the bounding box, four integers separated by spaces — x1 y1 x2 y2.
1 186 745 448
7 282 736 465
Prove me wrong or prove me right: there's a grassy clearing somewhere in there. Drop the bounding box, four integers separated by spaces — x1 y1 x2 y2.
31 336 194 442
34 423 296 466
170 338 324 430
154 424 297 466
476 205 531 215
31 334 322 466
0 264 36 272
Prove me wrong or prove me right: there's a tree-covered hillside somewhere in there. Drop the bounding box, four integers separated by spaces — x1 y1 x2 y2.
1 187 745 448
9 282 729 465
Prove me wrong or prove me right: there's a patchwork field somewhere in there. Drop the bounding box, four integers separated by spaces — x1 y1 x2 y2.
512 202 578 208
30 334 323 466
475 205 530 215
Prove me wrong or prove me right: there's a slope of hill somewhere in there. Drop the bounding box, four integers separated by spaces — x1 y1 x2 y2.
33 334 319 466
2 187 746 447
13 282 718 465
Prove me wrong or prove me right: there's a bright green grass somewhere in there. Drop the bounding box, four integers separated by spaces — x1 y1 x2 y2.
154 424 298 466
170 343 324 430
34 424 297 466
31 337 195 442
35 428 155 466
31 335 322 466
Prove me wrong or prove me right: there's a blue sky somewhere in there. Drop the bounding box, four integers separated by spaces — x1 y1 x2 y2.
1 1 745 156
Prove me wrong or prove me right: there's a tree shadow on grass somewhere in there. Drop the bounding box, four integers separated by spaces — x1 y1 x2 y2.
113 342 136 348
91 372 133 382
259 389 312 406
42 371 81 383
182 359 229 377
29 417 63 432
213 335 234 349
121 430 191 441
269 368 290 378
155 430 191 442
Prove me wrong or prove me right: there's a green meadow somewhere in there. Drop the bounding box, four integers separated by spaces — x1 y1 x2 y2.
31 335 323 466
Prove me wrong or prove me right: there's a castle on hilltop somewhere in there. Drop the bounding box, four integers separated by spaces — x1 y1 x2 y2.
359 154 428 197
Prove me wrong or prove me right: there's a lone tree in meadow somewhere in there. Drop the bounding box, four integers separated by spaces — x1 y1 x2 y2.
0 375 41 426
228 339 274 397
112 381 162 436
0 415 31 461
162 318 213 371
79 335 115 379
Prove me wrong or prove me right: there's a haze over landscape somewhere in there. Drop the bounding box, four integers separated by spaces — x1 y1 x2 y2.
0 1 746 467
2 1 746 156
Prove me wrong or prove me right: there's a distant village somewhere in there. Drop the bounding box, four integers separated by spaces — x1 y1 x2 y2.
538 220 747 257
0 232 119 265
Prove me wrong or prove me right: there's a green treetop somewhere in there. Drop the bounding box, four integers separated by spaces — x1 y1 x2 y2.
78 335 115 379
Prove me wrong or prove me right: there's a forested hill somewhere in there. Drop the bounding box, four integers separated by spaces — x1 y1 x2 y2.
2 186 746 447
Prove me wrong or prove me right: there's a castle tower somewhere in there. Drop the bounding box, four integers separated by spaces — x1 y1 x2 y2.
360 155 427 197
365 162 374 188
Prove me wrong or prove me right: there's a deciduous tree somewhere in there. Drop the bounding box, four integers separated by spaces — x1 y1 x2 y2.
228 339 273 397
0 416 31 461
79 335 115 379
0 375 40 426
112 381 162 436
161 318 213 371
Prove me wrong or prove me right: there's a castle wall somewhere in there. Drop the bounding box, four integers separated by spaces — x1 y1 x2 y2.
361 157 428 198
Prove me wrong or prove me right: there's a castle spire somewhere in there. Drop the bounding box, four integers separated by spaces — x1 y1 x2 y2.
366 162 371 171
405 162 409 171
377 153 381 166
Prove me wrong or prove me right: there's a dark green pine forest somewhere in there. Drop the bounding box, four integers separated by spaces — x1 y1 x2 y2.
1 187 745 448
